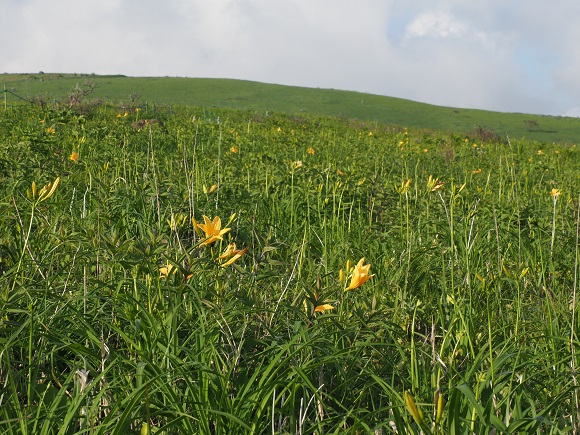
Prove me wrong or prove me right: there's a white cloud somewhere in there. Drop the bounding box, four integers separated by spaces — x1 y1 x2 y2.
404 12 467 39
402 10 506 54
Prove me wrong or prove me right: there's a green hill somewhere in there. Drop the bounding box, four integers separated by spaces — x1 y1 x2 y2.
2 72 579 143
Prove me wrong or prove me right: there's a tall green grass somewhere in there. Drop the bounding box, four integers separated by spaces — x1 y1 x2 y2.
1 103 579 433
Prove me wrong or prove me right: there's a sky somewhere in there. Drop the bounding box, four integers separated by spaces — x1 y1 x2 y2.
2 0 579 117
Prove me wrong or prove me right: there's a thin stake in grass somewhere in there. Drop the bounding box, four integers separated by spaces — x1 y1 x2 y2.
216 127 222 210
571 192 580 429
550 188 561 258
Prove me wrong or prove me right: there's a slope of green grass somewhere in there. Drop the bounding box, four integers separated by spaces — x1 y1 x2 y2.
3 72 580 144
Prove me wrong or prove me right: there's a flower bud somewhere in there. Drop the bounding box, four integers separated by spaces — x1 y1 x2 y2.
404 391 424 427
435 391 445 424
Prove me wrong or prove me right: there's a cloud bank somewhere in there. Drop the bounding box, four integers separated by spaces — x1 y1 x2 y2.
2 0 579 116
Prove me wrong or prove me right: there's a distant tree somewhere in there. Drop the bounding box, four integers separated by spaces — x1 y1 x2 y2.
30 92 52 109
67 80 98 112
524 120 539 131
470 125 502 143
128 92 142 110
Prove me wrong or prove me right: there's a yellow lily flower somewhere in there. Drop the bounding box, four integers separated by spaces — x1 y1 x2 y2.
345 258 374 291
69 151 79 163
159 264 175 279
218 242 248 267
159 263 192 280
313 303 334 313
197 215 231 246
310 291 335 314
217 242 237 259
550 188 561 198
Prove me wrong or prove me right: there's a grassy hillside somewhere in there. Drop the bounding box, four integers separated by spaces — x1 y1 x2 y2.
3 72 579 143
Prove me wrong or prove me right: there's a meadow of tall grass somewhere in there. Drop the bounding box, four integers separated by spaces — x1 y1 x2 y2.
1 103 579 433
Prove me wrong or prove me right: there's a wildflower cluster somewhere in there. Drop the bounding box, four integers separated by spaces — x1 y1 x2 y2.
26 176 61 202
310 258 375 315
161 214 248 281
